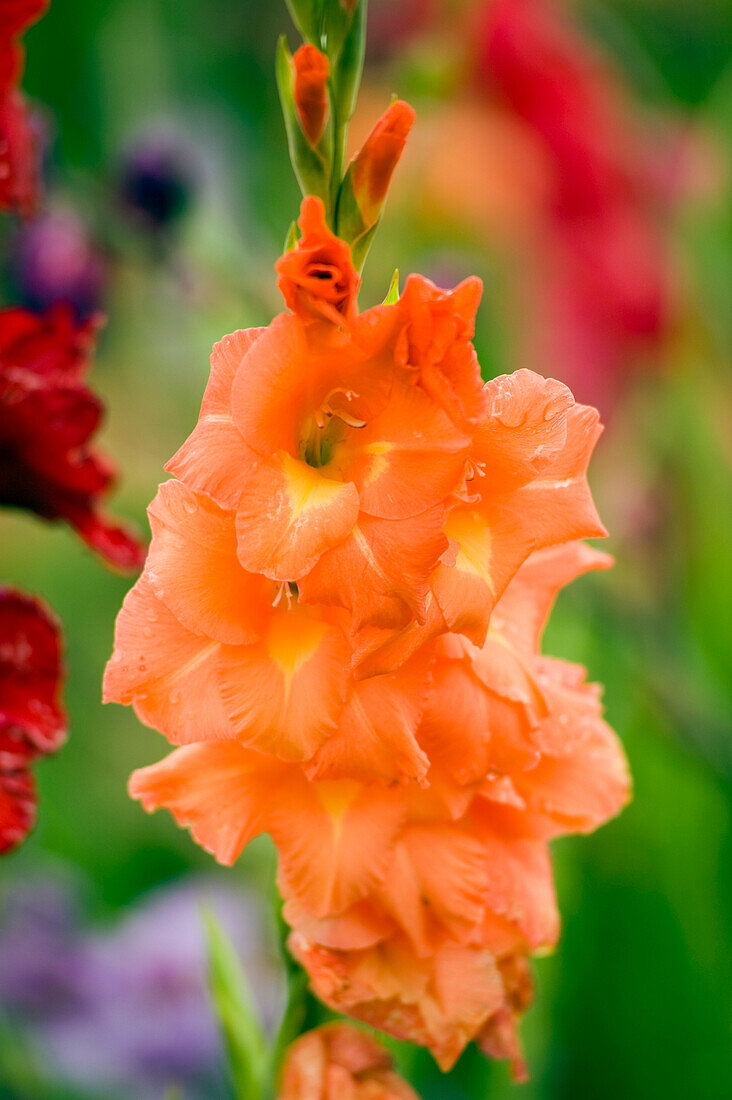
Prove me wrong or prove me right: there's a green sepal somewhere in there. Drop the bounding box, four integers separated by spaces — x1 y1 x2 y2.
276 36 333 207
330 0 366 126
383 268 400 304
284 0 324 43
283 220 299 253
350 220 379 272
335 162 381 271
203 906 269 1100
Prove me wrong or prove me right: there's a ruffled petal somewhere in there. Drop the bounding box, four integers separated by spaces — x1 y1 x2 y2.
305 654 431 784
235 452 359 581
217 606 349 761
300 508 448 631
146 479 271 645
166 328 263 508
129 741 278 864
103 577 233 744
272 776 405 917
339 377 469 520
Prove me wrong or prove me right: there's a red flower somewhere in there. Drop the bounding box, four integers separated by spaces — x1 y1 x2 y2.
0 587 65 853
0 305 146 570
0 0 48 217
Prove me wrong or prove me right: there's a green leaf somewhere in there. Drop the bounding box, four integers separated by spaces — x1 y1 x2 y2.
383 268 400 304
203 906 269 1100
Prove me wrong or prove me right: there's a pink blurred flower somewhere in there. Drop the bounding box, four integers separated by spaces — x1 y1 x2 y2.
474 0 679 407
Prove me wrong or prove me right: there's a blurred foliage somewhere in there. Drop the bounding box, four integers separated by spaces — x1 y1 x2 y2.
0 0 730 1098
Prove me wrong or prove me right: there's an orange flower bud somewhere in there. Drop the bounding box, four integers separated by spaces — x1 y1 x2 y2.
278 1023 420 1100
292 44 330 147
350 100 416 227
276 196 359 325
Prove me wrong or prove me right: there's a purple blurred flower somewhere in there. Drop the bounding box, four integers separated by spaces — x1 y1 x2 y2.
0 871 283 1099
10 209 106 321
118 129 200 233
0 873 86 1016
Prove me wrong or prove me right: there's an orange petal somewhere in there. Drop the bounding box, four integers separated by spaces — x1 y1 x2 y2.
283 895 397 951
271 776 405 917
129 741 279 864
300 508 448 631
229 312 362 457
146 479 272 645
292 934 504 1072
217 606 349 761
340 377 469 520
417 658 493 786
235 451 359 581
166 328 263 508
351 595 447 679
476 369 575 494
396 273 487 430
378 824 489 954
430 945 506 1069
430 507 502 645
515 713 630 834
469 802 560 951
503 401 607 548
279 1023 420 1100
304 653 431 785
103 577 232 744
494 540 613 655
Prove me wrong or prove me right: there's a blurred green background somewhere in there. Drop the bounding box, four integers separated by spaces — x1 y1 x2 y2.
0 0 730 1097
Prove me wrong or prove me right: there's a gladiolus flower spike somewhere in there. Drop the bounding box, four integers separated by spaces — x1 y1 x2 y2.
105 0 630 1088
277 0 404 267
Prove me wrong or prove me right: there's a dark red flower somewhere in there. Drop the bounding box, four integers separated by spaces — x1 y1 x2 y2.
0 0 48 217
0 305 146 570
0 588 65 854
0 769 35 853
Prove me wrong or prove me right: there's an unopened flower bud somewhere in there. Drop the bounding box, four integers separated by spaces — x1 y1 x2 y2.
292 44 330 148
349 100 415 228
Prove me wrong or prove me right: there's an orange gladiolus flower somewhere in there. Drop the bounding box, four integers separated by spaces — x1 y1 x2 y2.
105 197 629 1074
278 1023 420 1100
115 535 628 1071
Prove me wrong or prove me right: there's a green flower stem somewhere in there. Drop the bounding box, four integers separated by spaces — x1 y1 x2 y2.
267 968 310 1098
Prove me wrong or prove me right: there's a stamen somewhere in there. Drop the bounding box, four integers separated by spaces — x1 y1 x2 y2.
452 485 480 505
272 581 295 609
314 388 367 432
334 408 367 429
